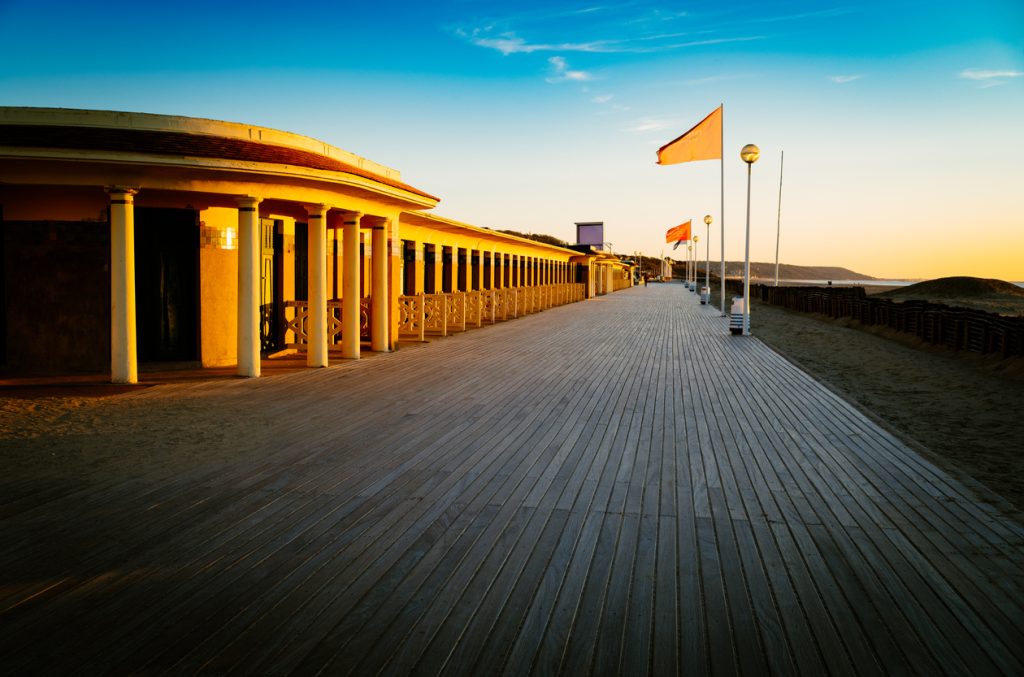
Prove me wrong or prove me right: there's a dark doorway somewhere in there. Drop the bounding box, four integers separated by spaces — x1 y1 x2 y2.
135 208 198 362
442 247 453 293
0 204 5 366
403 240 416 295
260 218 284 352
294 224 308 301
424 244 436 294
458 248 467 291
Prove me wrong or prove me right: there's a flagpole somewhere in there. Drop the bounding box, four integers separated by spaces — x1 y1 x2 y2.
719 103 726 317
774 150 784 287
690 243 695 288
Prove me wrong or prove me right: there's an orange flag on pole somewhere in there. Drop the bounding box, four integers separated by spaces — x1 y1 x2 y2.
665 220 692 243
656 106 723 165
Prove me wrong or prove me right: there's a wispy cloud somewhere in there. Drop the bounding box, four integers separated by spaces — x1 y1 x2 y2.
546 56 595 83
455 27 620 55
592 93 614 103
746 8 856 24
959 68 1023 88
828 74 863 84
650 73 753 89
658 35 764 50
624 8 689 26
624 117 674 133
454 23 762 56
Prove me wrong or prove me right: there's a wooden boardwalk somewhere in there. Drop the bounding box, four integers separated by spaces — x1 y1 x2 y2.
2 283 1022 675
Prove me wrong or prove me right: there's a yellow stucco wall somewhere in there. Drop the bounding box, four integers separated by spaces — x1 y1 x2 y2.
198 207 238 367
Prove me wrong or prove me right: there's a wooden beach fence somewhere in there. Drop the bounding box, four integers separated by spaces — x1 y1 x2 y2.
755 285 1024 357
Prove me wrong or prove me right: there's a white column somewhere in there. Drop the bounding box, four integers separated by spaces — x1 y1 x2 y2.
235 196 262 377
108 187 138 384
342 212 362 359
371 222 389 351
306 204 329 367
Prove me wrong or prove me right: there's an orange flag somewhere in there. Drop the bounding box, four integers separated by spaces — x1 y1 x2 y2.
665 220 691 243
656 105 723 165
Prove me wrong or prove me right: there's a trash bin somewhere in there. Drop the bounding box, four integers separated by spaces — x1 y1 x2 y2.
729 297 747 335
699 286 710 304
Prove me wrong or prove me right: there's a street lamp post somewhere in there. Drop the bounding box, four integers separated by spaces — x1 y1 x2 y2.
692 236 699 291
740 143 760 336
774 150 784 287
688 243 694 290
703 214 712 290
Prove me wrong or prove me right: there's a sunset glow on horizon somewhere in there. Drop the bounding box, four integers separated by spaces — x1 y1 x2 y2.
1 0 1021 280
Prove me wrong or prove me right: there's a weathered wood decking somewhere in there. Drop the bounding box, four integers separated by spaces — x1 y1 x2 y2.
2 283 1022 675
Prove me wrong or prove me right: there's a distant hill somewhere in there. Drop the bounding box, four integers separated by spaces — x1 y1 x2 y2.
877 276 1024 316
684 261 875 281
497 229 569 247
879 276 1024 299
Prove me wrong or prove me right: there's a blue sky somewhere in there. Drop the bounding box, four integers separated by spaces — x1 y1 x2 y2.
2 1 1022 278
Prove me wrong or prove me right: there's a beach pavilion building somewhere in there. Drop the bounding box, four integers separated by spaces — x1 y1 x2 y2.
0 107 633 382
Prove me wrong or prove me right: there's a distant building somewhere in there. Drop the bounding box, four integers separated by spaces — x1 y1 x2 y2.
574 221 604 250
0 108 634 381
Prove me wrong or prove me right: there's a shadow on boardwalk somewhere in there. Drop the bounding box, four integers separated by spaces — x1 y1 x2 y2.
2 283 1022 675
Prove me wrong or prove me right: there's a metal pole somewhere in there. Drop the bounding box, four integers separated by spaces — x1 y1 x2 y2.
774 150 784 287
743 162 752 335
689 244 694 287
705 221 710 289
720 105 726 316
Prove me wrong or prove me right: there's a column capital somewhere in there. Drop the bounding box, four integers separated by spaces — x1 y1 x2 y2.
235 196 262 210
304 203 330 218
105 186 139 200
342 211 364 225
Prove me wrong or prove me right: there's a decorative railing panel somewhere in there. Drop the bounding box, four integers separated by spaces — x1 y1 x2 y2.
481 289 496 324
284 301 309 347
327 301 343 345
493 288 507 321
398 294 425 341
424 293 448 335
520 287 533 315
447 292 467 332
466 291 482 328
285 298 372 348
360 299 371 339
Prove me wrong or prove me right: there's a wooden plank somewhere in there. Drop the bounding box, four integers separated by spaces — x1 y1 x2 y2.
2 283 1022 675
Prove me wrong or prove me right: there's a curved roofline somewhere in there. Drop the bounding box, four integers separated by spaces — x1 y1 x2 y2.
0 106 400 180
0 107 439 203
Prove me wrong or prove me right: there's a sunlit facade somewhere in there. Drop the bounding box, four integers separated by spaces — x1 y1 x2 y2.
0 108 633 381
